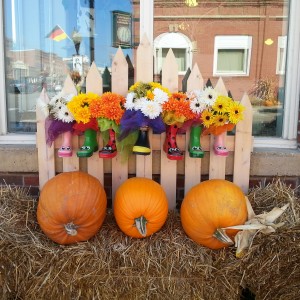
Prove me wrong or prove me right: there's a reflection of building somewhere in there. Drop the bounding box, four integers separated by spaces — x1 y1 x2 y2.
132 1 287 100
8 49 66 84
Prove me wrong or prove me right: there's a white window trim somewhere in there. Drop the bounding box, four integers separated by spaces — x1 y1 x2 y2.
0 0 299 149
276 36 287 75
213 35 252 77
153 32 193 75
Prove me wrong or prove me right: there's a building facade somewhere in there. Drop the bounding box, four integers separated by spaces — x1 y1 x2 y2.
0 0 299 201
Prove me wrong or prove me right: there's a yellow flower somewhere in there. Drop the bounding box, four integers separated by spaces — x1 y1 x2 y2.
212 96 231 114
201 110 214 128
228 101 245 124
147 90 154 100
213 113 229 127
67 92 99 123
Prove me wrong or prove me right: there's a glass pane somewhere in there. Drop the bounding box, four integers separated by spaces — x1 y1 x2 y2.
217 49 245 72
154 0 289 137
4 0 134 133
162 48 186 72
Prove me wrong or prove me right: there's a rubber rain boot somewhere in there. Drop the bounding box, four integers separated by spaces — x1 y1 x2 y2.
99 128 117 159
77 129 99 158
132 126 151 155
213 132 228 156
189 125 204 158
58 131 73 158
163 124 183 160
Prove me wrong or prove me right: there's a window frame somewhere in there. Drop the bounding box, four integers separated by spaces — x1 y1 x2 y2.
0 0 299 149
154 32 193 76
213 35 252 77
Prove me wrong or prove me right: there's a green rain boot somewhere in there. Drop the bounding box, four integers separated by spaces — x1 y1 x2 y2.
77 129 99 158
189 125 204 158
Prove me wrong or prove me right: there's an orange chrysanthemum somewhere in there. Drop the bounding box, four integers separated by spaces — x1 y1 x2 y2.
90 92 125 124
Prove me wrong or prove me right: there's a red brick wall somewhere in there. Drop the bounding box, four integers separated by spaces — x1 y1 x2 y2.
1 173 299 207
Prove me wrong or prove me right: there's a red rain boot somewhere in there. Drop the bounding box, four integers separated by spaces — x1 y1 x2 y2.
99 128 117 159
163 124 183 160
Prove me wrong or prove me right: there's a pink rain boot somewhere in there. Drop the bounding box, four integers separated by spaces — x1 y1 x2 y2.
58 131 73 157
213 132 228 157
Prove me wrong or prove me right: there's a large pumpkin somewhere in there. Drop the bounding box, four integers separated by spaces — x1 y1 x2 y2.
113 177 168 238
180 179 247 249
37 171 107 245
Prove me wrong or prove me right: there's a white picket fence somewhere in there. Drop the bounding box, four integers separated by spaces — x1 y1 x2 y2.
36 35 253 210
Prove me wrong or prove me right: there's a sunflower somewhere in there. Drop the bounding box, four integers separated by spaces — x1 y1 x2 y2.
213 113 229 127
228 101 245 124
212 96 231 114
201 110 214 128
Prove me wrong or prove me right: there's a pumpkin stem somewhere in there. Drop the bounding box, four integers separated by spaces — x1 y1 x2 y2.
134 216 147 237
213 228 234 245
64 222 78 236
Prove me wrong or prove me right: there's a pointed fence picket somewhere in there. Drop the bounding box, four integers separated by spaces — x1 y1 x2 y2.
36 38 253 210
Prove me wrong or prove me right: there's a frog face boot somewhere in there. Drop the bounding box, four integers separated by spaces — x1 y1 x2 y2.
58 131 73 158
213 132 228 156
77 129 99 158
163 124 183 160
99 128 117 159
188 125 204 158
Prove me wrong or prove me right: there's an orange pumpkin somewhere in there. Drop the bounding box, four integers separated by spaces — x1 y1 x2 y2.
37 171 107 245
180 179 247 249
113 177 168 238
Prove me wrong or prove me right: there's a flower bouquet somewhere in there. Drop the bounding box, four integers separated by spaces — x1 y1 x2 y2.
119 81 170 155
200 91 245 156
37 92 75 158
184 87 220 158
89 92 126 159
161 92 195 160
67 92 100 157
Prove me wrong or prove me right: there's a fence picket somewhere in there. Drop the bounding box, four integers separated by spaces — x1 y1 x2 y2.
111 47 129 203
85 64 104 182
161 49 179 209
36 89 55 189
209 77 228 180
184 64 204 195
233 93 253 193
136 34 153 179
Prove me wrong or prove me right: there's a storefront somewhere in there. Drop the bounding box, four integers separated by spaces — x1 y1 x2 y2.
0 0 299 198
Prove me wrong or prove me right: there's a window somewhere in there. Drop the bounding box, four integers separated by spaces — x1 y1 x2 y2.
276 36 287 75
0 0 299 149
0 0 134 141
154 32 193 75
213 35 252 76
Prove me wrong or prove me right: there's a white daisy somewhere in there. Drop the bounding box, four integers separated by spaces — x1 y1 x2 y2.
201 87 219 106
54 106 74 123
124 92 136 110
140 100 162 119
190 97 207 114
134 97 147 111
153 88 168 104
48 93 61 107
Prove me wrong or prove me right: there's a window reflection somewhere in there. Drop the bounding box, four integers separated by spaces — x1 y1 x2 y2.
4 0 134 133
154 0 289 137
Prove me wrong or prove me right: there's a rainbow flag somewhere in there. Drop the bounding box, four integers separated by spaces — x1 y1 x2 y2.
46 25 68 41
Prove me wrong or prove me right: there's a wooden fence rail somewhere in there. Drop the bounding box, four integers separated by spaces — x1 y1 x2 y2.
36 37 253 210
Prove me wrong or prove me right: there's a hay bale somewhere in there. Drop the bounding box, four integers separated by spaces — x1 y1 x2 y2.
0 180 299 300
